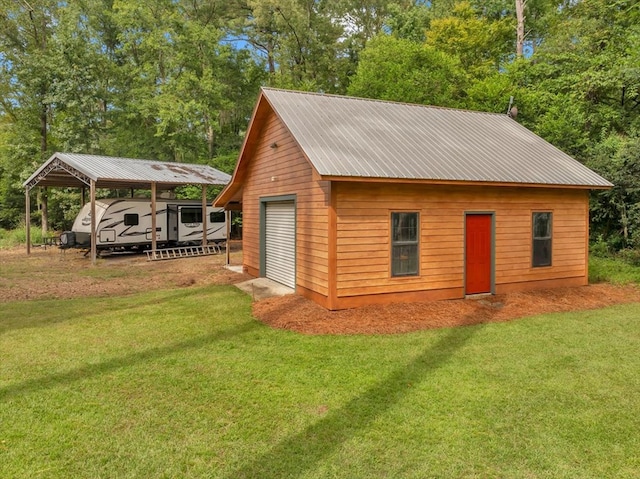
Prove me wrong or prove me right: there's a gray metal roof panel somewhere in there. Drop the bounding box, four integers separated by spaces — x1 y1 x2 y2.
24 153 231 188
261 88 612 188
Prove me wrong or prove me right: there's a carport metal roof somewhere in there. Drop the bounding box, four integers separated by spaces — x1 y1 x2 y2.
24 152 231 191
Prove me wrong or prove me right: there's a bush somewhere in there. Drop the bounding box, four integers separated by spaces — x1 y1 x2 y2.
589 235 611 258
0 225 44 249
590 255 640 284
617 248 640 267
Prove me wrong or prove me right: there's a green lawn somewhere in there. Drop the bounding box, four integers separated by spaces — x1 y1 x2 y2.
2 285 640 478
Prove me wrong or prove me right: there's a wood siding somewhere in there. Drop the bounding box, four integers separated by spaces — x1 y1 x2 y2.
334 182 589 308
241 110 330 297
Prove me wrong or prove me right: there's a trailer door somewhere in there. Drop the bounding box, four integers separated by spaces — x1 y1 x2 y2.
178 206 203 243
167 205 178 242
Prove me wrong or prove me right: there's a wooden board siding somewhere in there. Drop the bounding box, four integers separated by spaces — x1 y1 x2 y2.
333 182 589 308
241 110 330 298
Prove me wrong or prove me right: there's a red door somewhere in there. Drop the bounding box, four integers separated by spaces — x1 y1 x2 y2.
465 214 492 295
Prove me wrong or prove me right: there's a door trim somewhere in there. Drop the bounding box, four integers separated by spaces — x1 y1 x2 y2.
464 212 495 295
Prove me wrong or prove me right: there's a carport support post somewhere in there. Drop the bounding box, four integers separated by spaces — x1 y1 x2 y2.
201 186 207 245
90 180 97 265
151 182 157 255
225 209 231 265
25 188 31 255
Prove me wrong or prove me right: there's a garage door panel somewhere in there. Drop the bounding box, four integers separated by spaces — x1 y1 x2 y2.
265 201 296 288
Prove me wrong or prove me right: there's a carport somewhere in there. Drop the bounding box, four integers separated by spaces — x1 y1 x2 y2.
23 152 231 264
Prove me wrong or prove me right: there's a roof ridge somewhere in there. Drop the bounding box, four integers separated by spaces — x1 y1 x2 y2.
260 87 509 118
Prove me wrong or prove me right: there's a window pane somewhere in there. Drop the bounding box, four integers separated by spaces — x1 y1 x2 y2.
210 211 225 223
392 212 418 242
124 214 139 226
533 212 551 238
532 212 552 267
392 244 418 276
533 239 551 266
181 207 202 223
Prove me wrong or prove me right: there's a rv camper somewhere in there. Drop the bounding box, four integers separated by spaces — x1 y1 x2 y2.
60 198 226 250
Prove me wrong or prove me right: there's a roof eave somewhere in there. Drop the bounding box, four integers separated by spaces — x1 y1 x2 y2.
213 182 243 207
319 175 613 190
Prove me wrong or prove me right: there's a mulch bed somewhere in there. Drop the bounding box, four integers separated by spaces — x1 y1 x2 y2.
252 283 640 335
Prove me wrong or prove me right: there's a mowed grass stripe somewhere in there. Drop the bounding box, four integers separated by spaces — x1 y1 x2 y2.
1 285 640 478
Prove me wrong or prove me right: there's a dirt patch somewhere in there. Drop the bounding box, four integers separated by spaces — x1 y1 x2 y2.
253 283 640 335
4 245 640 335
0 243 249 303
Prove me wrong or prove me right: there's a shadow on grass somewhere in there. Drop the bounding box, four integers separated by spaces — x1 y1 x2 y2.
0 320 258 401
225 320 484 479
0 286 244 335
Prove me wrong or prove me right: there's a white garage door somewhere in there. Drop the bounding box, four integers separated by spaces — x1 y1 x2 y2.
265 200 296 288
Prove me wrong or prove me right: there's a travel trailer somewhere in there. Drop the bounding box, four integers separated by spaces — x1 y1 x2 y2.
60 198 226 250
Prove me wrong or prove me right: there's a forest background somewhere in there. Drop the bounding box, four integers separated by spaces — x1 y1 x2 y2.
0 0 639 252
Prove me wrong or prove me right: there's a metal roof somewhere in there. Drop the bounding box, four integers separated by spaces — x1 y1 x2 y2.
261 88 612 188
24 152 231 190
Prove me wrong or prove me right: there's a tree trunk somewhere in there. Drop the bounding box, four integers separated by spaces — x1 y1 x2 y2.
40 100 48 235
41 187 48 235
516 0 526 58
621 201 629 245
207 123 215 159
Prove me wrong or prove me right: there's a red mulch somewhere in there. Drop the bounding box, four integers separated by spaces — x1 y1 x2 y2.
252 283 640 335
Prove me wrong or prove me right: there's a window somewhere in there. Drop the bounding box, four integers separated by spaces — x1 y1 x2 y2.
532 212 552 267
181 207 202 224
123 214 139 226
210 211 225 223
391 212 419 277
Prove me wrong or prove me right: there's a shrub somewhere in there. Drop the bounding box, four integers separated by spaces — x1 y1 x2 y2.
589 235 611 258
0 225 44 249
617 248 640 267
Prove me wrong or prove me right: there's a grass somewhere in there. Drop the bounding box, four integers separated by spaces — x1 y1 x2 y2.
0 226 55 249
0 226 35 249
2 285 640 478
589 255 640 284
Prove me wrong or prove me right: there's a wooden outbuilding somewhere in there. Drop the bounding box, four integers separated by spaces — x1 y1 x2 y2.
215 88 612 310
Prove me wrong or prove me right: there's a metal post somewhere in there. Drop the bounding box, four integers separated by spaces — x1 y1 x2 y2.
90 180 97 265
201 186 208 246
151 182 157 255
25 188 31 255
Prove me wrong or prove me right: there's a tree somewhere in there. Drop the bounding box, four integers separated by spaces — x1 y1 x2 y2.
347 34 466 106
588 135 640 249
506 0 640 249
0 0 63 232
0 0 265 229
515 0 526 57
424 2 513 79
238 0 346 92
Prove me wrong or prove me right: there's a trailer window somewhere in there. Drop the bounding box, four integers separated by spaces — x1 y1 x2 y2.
210 211 225 223
124 214 139 226
181 207 202 224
